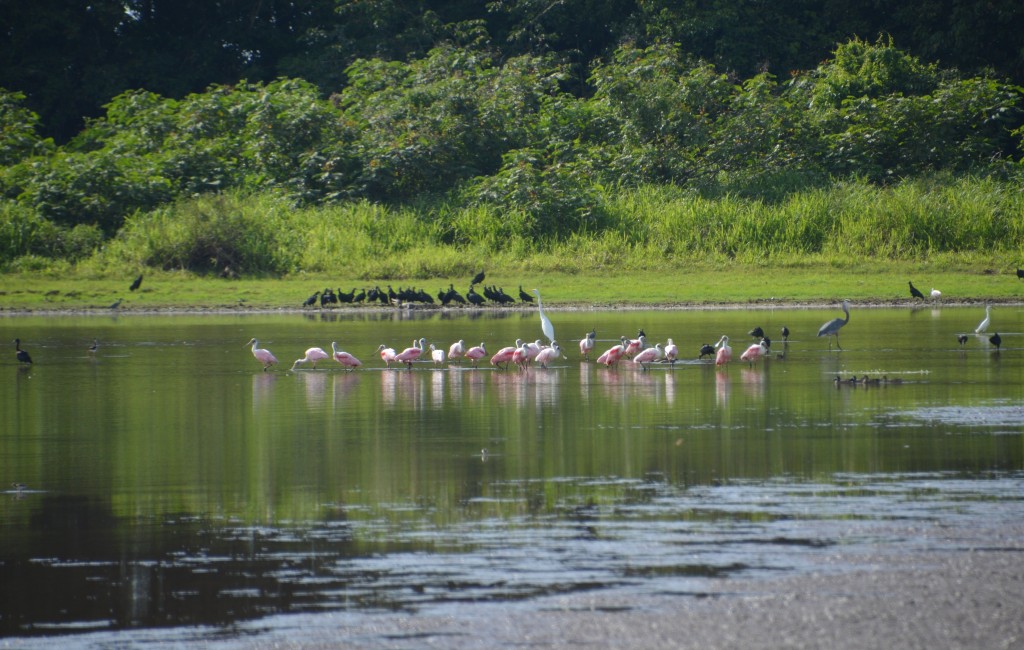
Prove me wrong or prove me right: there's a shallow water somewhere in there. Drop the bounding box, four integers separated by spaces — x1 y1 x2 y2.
1 305 1022 647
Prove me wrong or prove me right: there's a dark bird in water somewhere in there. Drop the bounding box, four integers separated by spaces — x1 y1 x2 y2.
88 339 99 354
129 274 143 291
817 300 851 350
957 334 968 347
699 343 716 359
908 281 925 300
108 298 123 309
471 270 485 286
989 332 1002 350
748 326 764 338
14 338 32 364
781 326 790 341
1017 268 1024 280
518 285 534 303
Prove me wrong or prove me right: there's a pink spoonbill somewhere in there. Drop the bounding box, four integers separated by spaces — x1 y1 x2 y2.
632 343 664 370
664 338 678 364
331 342 362 370
623 334 647 359
291 346 329 370
714 336 732 367
376 344 397 369
535 343 562 368
490 342 518 370
596 337 629 367
448 339 466 363
246 338 278 371
395 338 426 369
464 342 487 367
739 339 769 367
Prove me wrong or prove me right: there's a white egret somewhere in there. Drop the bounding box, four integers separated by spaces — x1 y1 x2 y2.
532 289 555 344
974 304 991 334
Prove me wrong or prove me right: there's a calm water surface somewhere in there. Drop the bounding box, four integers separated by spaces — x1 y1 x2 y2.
1 305 1022 646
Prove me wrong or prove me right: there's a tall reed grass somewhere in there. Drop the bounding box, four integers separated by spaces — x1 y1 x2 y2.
70 175 1024 278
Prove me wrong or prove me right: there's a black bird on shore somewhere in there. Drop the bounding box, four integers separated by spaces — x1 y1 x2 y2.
447 284 466 304
519 285 534 303
303 291 320 308
908 281 925 299
1016 267 1024 279
990 332 1002 350
14 338 32 364
129 274 143 291
467 286 485 306
471 270 485 286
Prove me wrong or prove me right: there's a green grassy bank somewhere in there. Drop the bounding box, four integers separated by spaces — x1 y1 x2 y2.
2 262 1021 312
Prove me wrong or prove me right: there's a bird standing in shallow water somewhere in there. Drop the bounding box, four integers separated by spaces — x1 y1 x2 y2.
817 300 851 350
291 347 329 370
781 326 790 342
429 344 446 367
331 342 362 370
740 339 769 367
975 305 991 334
14 338 32 364
376 344 397 369
714 336 732 366
579 330 596 360
246 338 277 371
395 338 426 369
989 332 1002 350
532 289 556 344
699 343 716 360
957 334 968 347
465 342 487 367
88 339 99 354
448 340 466 364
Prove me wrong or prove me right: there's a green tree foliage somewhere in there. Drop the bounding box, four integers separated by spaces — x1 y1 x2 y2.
0 37 1022 268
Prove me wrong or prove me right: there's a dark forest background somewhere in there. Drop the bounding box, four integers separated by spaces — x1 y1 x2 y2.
4 0 1023 143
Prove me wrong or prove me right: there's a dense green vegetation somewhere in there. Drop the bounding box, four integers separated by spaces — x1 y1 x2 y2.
2 6 1024 279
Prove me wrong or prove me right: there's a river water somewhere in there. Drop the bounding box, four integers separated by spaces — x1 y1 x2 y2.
1 305 1022 647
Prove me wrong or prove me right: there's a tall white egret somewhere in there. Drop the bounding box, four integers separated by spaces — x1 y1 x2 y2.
532 289 555 344
974 304 991 334
817 300 851 350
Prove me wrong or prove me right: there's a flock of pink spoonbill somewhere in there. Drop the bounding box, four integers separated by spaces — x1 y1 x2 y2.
242 299 1005 373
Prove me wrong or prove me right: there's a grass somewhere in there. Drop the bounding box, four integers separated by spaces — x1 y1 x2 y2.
2 262 1021 312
